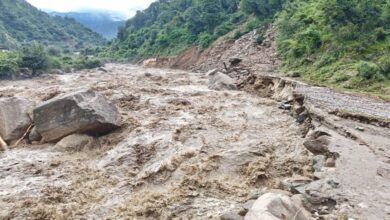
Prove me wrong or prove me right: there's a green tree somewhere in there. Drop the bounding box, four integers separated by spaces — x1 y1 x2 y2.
19 42 48 76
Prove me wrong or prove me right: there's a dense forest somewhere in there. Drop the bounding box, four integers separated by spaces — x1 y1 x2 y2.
103 0 283 58
0 0 105 50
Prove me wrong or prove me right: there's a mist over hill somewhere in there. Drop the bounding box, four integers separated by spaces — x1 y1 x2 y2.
0 0 105 50
49 11 126 40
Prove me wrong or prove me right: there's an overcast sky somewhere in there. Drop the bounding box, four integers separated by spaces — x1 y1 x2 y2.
26 0 155 18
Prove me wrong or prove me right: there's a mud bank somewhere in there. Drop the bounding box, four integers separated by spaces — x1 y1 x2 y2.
242 74 390 219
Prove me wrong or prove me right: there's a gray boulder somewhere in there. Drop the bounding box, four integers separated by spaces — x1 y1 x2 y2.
55 134 96 152
33 90 120 142
207 69 238 91
0 98 35 142
245 193 310 220
303 131 331 155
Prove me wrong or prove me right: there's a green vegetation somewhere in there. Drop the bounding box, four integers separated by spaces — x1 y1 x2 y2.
0 0 105 50
19 43 49 76
0 43 104 78
104 0 243 58
104 0 285 59
277 0 390 98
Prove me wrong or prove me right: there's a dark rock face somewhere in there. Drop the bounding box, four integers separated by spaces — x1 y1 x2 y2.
33 90 120 142
28 126 42 142
0 98 35 142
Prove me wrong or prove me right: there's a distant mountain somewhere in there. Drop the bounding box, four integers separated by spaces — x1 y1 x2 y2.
0 0 105 50
49 11 126 40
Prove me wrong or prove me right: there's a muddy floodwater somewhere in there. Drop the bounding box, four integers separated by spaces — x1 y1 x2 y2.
0 64 389 219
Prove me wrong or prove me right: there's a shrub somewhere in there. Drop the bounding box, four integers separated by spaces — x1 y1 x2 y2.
233 30 243 40
0 51 19 77
74 56 102 70
215 23 233 36
198 33 215 49
19 42 49 76
378 56 390 77
356 61 380 80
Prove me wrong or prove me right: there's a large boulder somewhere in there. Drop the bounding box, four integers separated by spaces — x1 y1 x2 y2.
207 69 238 91
245 193 310 220
33 90 120 142
0 98 35 142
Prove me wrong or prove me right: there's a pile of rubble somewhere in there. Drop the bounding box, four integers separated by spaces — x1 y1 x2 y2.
0 90 120 150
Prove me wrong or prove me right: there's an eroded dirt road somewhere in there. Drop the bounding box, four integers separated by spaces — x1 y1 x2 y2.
0 64 389 219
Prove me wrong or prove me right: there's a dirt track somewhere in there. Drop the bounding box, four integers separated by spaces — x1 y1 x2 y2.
0 64 389 219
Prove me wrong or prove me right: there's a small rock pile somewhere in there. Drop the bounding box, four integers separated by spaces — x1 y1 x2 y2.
0 90 120 151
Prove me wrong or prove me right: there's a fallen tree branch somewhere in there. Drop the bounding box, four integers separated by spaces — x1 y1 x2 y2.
0 135 7 150
12 124 33 147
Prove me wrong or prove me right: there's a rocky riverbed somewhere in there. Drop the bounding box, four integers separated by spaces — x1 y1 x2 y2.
0 64 389 219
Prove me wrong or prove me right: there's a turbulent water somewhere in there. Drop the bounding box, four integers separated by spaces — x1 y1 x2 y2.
0 64 389 219
0 64 311 219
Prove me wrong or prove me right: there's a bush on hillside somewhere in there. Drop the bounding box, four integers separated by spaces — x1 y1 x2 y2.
357 61 381 80
19 43 49 76
0 51 19 77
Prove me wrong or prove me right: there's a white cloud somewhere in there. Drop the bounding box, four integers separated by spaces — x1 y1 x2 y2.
26 0 155 18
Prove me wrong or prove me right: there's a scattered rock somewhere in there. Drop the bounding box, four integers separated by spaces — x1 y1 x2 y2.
296 111 308 124
313 155 326 172
279 103 292 110
325 158 336 167
167 98 191 106
229 58 243 66
28 126 42 142
302 179 339 212
245 193 310 220
0 98 35 142
98 67 108 73
355 126 365 131
55 134 96 152
33 90 120 142
207 69 238 91
294 105 305 115
287 71 301 78
303 131 331 155
377 166 390 179
242 200 256 213
220 212 244 220
281 177 312 194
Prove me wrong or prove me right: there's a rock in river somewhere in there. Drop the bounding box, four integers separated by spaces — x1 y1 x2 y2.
0 97 35 142
245 193 310 220
33 90 120 142
207 69 238 91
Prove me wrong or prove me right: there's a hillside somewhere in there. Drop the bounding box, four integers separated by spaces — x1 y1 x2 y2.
0 0 105 50
49 11 125 40
105 0 390 97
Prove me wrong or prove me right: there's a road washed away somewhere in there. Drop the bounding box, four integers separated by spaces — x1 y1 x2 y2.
0 64 389 219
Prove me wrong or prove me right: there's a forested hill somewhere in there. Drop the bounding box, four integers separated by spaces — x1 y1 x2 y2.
105 0 275 58
0 0 105 50
49 11 126 40
106 0 390 97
